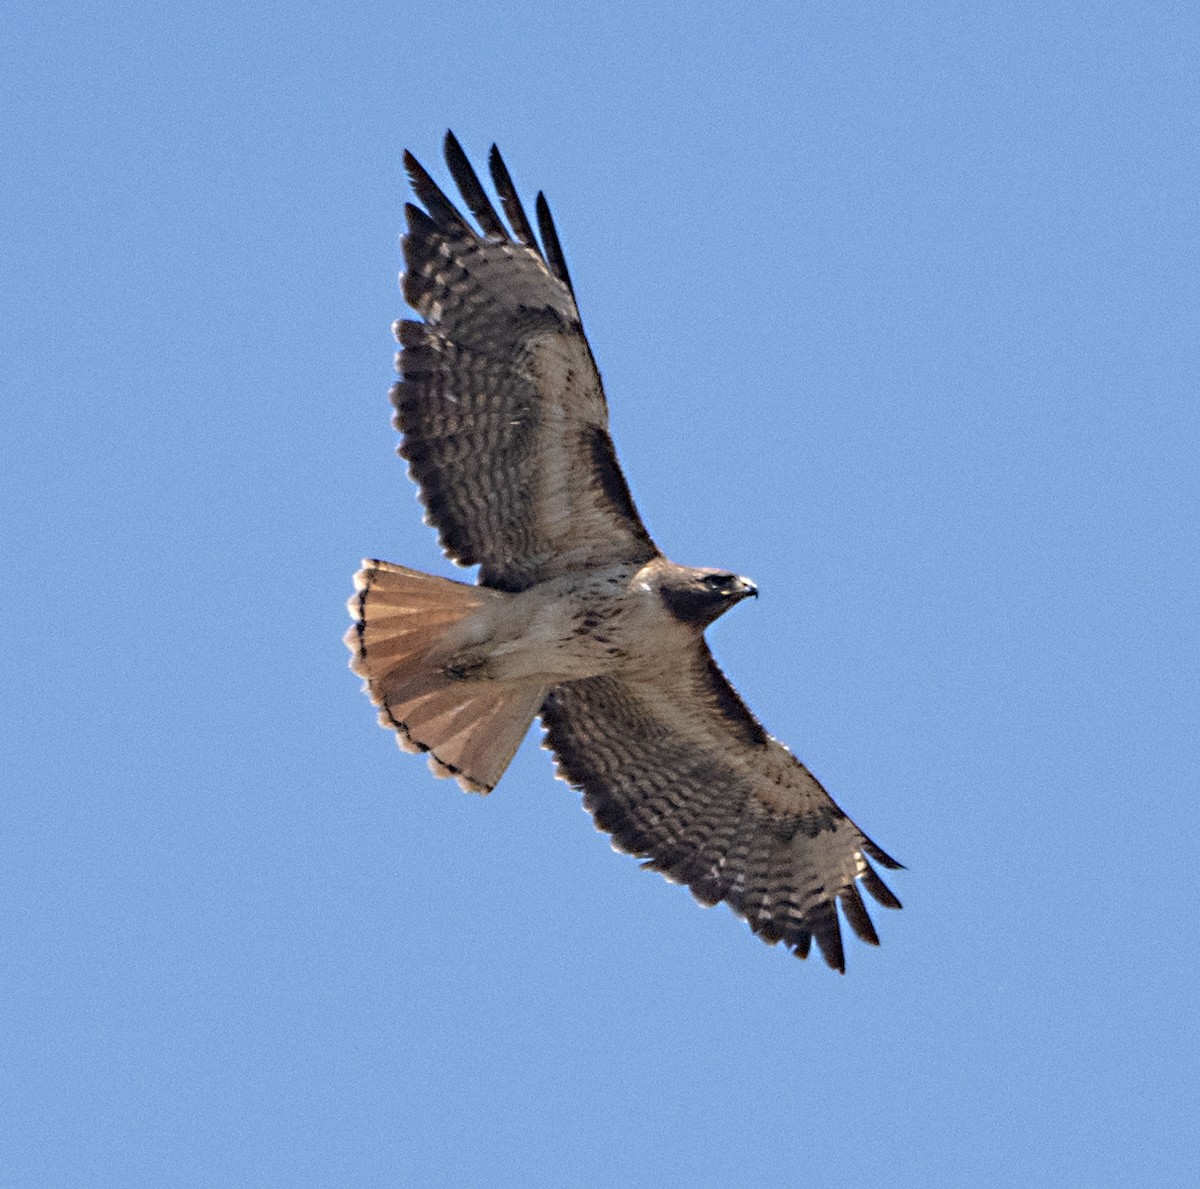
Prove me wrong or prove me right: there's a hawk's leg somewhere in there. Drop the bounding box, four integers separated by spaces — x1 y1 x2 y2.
443 648 496 681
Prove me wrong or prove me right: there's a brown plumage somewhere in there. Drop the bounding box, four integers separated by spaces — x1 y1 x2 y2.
347 132 903 972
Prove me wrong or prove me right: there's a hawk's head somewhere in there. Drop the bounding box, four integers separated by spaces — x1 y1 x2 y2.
658 566 758 629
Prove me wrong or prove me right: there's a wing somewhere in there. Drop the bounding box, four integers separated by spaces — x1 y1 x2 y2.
394 131 659 593
539 647 903 972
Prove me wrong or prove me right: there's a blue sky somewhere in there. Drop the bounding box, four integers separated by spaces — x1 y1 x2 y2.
4 1 1198 1185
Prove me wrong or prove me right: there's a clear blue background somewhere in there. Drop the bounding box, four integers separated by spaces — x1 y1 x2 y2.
4 2 1197 1185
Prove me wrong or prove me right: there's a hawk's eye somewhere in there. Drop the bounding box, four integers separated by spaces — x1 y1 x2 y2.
702 573 730 591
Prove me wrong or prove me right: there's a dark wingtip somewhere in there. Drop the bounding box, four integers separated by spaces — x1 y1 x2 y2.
839 883 881 947
818 934 847 974
402 149 427 190
536 190 575 296
443 130 507 239
488 143 539 250
865 838 905 871
404 148 470 233
860 856 903 911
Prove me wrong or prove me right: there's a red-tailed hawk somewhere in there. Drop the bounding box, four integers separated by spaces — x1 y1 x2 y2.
347 132 902 971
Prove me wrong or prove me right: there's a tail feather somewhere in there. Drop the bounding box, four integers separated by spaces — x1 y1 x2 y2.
433 682 548 787
346 559 546 793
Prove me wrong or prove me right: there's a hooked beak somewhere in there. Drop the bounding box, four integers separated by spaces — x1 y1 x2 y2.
733 576 758 600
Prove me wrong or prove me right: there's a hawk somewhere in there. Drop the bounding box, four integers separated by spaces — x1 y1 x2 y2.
347 132 902 971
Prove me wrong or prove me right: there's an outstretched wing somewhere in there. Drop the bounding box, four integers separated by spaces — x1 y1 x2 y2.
539 648 903 972
395 132 659 593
